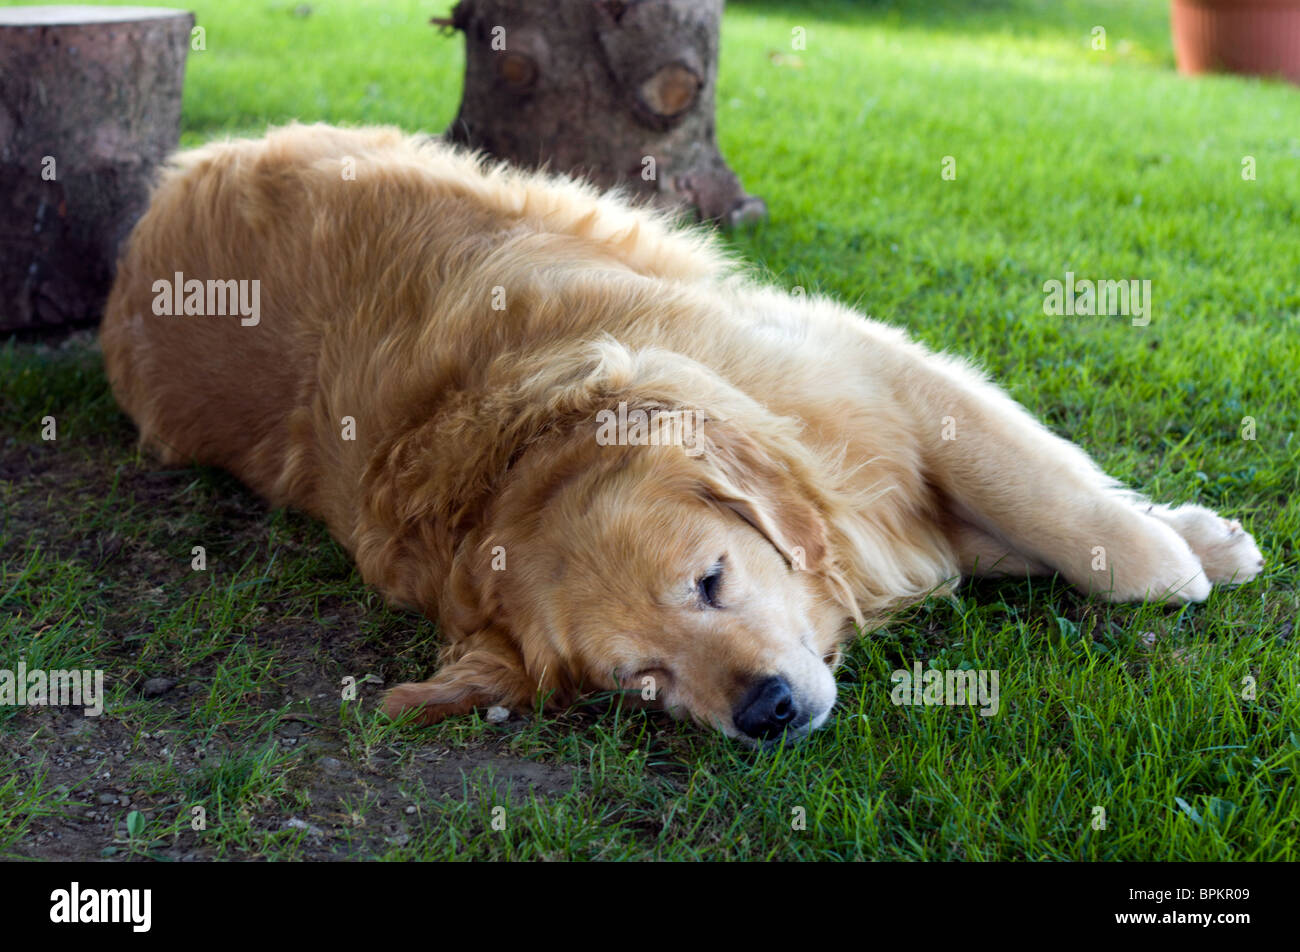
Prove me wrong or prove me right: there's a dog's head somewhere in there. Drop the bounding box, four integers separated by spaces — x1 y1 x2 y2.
379 342 859 744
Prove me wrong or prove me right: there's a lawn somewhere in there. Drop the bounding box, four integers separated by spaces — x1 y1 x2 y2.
1 0 1297 861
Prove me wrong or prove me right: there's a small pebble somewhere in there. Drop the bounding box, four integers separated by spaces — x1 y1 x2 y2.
284 817 325 836
142 677 177 699
485 706 510 724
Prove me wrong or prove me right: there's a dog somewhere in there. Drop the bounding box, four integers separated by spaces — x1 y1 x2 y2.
99 123 1264 744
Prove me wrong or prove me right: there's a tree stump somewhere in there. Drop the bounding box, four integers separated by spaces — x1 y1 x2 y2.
0 6 194 334
438 0 766 227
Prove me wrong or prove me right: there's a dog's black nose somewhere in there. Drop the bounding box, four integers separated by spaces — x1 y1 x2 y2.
733 676 797 739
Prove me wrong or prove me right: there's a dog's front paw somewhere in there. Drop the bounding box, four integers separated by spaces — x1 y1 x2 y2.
1145 503 1265 586
1088 515 1212 604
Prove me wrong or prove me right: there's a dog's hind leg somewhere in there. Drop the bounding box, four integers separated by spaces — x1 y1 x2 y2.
942 510 1051 579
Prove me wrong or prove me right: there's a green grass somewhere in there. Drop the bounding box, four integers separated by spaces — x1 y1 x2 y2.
1 0 1297 860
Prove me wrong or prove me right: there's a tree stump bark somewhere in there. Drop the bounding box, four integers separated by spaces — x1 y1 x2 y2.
438 0 766 227
0 6 194 334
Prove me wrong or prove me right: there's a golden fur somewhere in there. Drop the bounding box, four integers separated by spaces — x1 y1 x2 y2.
100 123 1264 742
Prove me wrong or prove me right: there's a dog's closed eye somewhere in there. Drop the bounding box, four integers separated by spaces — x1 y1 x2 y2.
696 557 726 609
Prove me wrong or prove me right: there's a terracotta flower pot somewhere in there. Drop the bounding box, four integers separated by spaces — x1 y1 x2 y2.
1171 0 1300 84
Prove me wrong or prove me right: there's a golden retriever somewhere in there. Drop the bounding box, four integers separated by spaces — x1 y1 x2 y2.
99 123 1264 743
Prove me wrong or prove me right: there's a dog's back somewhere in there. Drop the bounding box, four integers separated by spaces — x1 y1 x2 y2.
102 125 404 506
100 123 728 528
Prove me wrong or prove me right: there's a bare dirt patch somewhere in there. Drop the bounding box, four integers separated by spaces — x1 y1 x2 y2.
1 383 587 861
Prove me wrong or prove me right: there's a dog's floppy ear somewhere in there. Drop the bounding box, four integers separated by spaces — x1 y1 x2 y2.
382 626 532 725
694 417 830 573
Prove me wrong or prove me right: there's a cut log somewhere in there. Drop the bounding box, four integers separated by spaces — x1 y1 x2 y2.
0 6 194 334
438 0 766 227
